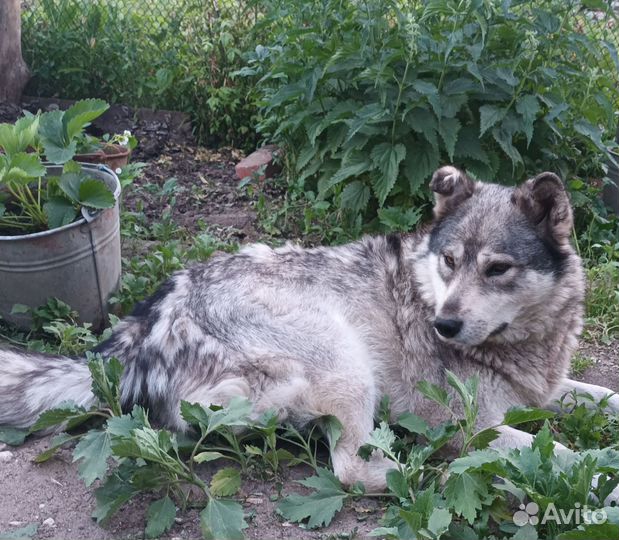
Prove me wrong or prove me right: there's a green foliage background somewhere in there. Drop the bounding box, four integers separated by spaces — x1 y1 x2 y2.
21 0 261 149
245 0 618 226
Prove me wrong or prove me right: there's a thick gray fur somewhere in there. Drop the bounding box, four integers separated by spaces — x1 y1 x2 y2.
1 165 618 492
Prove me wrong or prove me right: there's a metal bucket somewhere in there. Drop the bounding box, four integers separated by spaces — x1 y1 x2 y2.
0 164 121 330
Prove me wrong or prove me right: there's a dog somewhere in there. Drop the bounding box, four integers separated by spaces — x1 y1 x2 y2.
1 165 618 492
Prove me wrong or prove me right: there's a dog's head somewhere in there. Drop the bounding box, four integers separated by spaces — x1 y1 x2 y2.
415 165 582 347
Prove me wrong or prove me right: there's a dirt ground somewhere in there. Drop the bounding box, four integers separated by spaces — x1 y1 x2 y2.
1 102 618 540
0 438 382 540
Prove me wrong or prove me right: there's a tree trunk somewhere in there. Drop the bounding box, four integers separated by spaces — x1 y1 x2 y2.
0 0 30 103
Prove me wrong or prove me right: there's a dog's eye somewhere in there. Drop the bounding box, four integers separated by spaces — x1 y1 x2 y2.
486 263 511 277
443 254 455 269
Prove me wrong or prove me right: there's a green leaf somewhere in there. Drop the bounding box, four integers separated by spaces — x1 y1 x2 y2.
30 403 89 432
344 103 388 142
397 412 429 435
5 153 46 184
412 80 438 95
557 524 619 540
206 397 252 433
449 449 503 474
404 138 439 192
180 400 211 429
444 471 489 524
454 126 490 164
210 467 242 497
479 105 505 136
194 451 226 464
92 472 138 524
445 371 477 408
58 171 83 201
321 415 343 451
297 467 343 491
0 124 16 155
439 94 468 119
370 142 406 206
73 429 111 486
427 507 452 537
78 178 115 209
407 106 438 149
0 524 38 540
492 124 522 165
386 469 409 498
62 99 109 141
417 380 450 408
469 427 500 449
341 181 370 212
145 496 176 539
444 77 476 95
44 197 77 229
297 145 318 171
0 427 28 446
200 499 247 540
0 114 39 156
35 433 75 463
278 472 347 529
369 526 399 537
580 0 608 9
515 95 540 146
63 159 82 174
39 110 77 164
105 408 146 437
366 422 397 457
88 354 123 414
323 152 372 193
514 524 539 540
439 117 461 161
574 120 607 152
378 207 423 232
502 407 555 426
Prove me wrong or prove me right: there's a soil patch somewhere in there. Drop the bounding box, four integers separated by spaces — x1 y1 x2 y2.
122 145 265 242
0 438 382 540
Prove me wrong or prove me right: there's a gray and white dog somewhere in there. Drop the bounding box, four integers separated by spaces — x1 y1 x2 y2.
1 165 618 490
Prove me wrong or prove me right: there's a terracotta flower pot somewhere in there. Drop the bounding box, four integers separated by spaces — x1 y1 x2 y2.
75 143 131 170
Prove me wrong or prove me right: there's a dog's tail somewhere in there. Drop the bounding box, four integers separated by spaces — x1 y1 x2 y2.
0 348 95 429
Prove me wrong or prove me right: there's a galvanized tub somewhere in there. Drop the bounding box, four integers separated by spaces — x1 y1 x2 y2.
0 164 121 330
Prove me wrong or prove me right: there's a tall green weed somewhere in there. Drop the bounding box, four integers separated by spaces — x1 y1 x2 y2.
244 0 618 226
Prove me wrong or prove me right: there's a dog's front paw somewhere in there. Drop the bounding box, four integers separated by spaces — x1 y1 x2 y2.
334 451 398 492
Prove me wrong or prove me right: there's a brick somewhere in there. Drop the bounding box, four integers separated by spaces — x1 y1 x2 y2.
235 145 281 181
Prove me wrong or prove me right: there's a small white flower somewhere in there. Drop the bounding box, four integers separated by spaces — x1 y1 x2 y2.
115 167 122 174
118 136 129 146
123 130 132 137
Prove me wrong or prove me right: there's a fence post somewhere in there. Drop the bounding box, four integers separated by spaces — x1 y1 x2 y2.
603 119 619 213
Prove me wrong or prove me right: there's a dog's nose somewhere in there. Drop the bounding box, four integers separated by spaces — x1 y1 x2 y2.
434 318 463 339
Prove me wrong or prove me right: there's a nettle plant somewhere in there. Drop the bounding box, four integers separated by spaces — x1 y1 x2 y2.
245 0 618 228
0 99 117 234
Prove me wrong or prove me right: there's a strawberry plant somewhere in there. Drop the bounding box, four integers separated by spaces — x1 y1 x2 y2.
0 100 117 233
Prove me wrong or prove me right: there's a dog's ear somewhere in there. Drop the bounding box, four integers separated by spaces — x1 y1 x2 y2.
512 172 573 245
430 166 475 219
